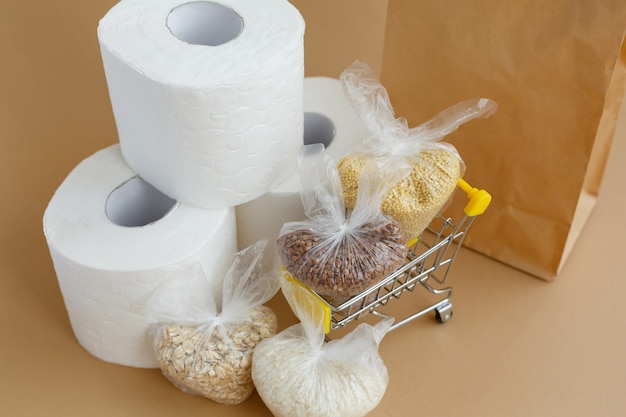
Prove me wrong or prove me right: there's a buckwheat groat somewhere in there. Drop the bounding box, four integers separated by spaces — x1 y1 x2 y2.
277 219 407 304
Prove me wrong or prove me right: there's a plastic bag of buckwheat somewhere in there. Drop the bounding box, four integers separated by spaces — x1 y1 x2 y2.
276 143 411 305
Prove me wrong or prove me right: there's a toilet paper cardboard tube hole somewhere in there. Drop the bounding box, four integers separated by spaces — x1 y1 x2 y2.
166 1 243 46
105 176 177 227
303 112 336 148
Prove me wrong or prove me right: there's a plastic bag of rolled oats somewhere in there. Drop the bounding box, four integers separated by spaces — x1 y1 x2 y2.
337 60 498 239
252 275 393 417
276 144 409 305
145 239 280 405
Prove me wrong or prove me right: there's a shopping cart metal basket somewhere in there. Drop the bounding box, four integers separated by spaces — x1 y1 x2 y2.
282 178 491 335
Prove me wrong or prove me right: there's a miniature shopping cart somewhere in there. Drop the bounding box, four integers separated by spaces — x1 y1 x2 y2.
282 178 491 335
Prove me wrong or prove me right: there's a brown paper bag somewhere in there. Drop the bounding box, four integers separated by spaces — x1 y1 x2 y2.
380 0 626 280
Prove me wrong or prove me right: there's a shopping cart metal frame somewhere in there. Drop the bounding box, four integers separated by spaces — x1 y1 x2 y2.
283 179 491 335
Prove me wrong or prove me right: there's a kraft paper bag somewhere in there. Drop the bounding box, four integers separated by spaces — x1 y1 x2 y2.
380 0 626 280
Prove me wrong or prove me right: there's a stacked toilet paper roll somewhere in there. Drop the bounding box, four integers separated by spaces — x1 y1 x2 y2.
43 0 306 368
98 0 305 209
236 77 370 270
43 145 237 368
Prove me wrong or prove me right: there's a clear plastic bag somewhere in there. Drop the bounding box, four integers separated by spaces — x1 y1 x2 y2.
337 60 498 239
252 274 392 417
276 144 409 305
146 239 280 405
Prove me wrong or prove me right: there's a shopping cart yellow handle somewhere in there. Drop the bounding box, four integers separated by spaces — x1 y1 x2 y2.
458 179 491 217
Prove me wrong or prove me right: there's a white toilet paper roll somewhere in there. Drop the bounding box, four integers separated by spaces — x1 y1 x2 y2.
43 144 237 368
98 0 305 209
236 77 370 269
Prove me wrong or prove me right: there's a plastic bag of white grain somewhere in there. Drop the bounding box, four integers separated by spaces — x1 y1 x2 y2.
337 60 498 239
252 274 392 417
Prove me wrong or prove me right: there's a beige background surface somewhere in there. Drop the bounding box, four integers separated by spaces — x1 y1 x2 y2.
1 1 625 416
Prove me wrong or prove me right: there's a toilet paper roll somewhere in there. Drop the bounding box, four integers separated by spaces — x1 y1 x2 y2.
98 0 305 209
236 77 370 270
43 144 237 368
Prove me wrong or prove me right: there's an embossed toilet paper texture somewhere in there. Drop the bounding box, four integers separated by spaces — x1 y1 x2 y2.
236 77 370 270
98 0 305 209
43 145 237 368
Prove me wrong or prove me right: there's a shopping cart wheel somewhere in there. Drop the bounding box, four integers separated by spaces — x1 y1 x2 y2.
435 301 453 323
